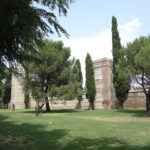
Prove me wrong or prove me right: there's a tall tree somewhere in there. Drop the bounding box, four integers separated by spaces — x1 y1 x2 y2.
85 53 96 110
126 36 150 114
112 16 122 69
74 59 83 109
112 16 130 108
114 48 130 108
28 40 71 112
0 0 72 73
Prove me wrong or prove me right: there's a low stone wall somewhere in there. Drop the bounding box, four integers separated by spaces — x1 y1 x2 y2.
11 91 146 110
124 91 145 109
39 99 103 110
13 99 105 110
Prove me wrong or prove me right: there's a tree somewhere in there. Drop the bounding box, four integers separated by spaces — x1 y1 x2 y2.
112 16 122 70
54 59 83 104
85 53 96 110
114 49 130 108
126 36 150 113
112 16 130 108
28 40 71 112
0 0 72 76
73 59 83 109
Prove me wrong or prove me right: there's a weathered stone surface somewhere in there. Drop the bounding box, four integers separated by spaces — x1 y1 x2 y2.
94 58 113 109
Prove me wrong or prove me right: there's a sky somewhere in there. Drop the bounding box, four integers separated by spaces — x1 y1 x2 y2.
50 0 150 79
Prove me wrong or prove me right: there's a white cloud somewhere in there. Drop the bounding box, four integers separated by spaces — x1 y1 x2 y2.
56 18 142 83
120 18 142 45
120 18 141 33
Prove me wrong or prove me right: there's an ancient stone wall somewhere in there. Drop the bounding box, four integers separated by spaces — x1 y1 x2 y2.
10 58 146 110
125 90 145 109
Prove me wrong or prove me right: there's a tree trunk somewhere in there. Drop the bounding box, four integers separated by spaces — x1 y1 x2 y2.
88 101 95 110
24 94 30 109
24 69 30 109
35 101 39 116
117 100 124 109
45 96 51 112
146 94 150 114
76 100 82 109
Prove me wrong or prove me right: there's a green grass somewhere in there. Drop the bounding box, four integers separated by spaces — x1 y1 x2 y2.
0 109 150 150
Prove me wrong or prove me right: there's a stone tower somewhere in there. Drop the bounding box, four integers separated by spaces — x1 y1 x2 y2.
94 58 113 109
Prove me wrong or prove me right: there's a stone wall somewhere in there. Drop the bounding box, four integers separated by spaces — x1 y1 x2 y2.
125 90 145 109
10 58 146 110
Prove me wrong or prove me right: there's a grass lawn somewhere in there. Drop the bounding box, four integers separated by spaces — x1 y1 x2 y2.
0 109 150 150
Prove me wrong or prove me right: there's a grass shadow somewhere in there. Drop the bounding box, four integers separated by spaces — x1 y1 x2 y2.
0 114 68 150
19 109 82 114
116 109 147 117
1 113 150 150
63 137 150 150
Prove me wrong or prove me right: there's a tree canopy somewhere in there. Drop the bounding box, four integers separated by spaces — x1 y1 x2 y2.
126 36 150 113
26 40 71 112
0 0 72 69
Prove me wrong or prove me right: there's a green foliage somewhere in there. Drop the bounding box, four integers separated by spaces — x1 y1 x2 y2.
114 49 130 107
0 0 72 73
1 70 12 105
55 59 83 101
0 0 72 107
126 36 150 112
26 40 71 111
112 16 122 71
0 67 6 98
126 36 148 74
72 59 83 101
126 36 150 83
112 16 130 108
85 53 96 110
135 43 150 72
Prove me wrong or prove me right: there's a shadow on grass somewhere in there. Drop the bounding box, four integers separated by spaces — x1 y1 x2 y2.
0 113 150 150
116 109 146 117
0 114 68 150
63 137 150 150
20 109 81 114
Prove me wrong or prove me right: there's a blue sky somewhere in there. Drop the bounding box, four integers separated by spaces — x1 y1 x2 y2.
51 0 150 80
57 0 150 37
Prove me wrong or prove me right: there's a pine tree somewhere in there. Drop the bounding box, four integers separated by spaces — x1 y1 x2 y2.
28 40 71 112
85 53 96 110
0 0 72 76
